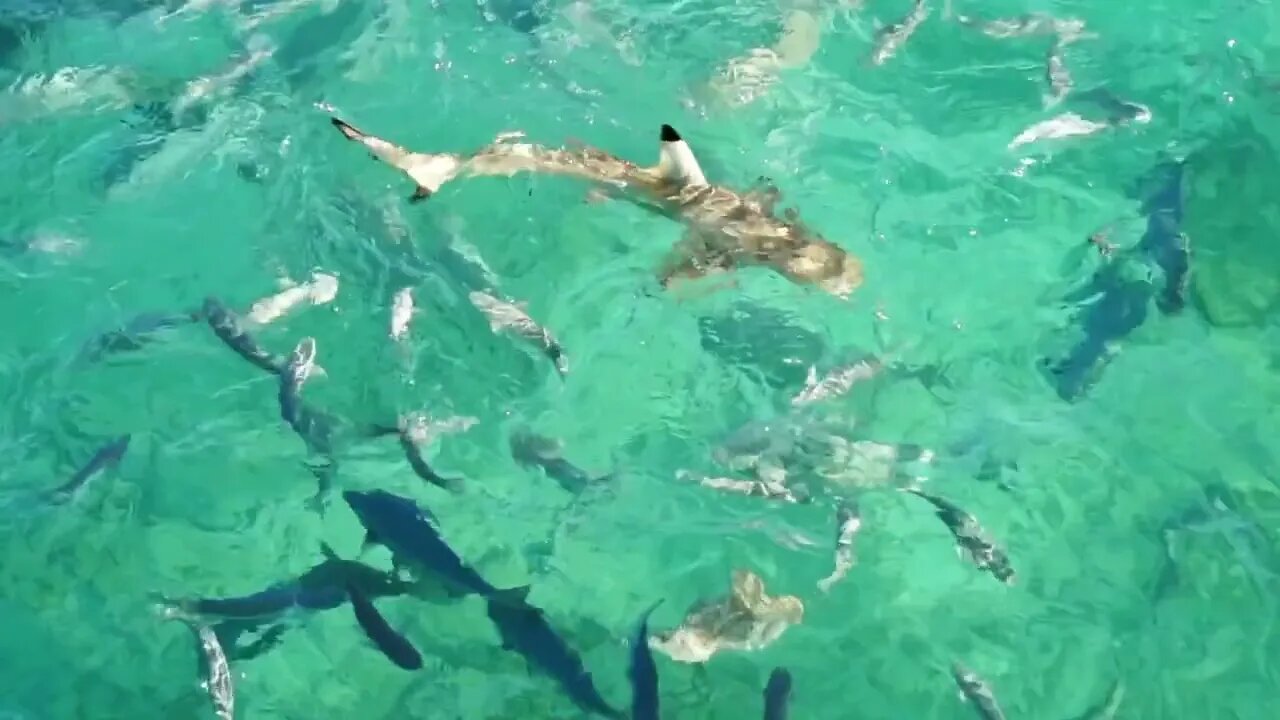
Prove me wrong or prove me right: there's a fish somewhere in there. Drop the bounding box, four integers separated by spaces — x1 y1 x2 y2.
650 570 804 663
48 435 131 503
791 354 884 407
510 430 608 495
467 291 569 376
329 117 863 299
952 663 1006 720
904 489 1015 584
390 286 414 339
1008 112 1110 150
80 311 199 363
763 667 793 720
485 594 625 719
677 470 810 504
1045 40 1072 106
397 424 464 493
817 501 861 593
246 273 339 326
201 296 288 374
347 583 423 670
174 619 235 720
278 337 340 506
164 543 417 662
628 601 663 720
342 489 524 598
1042 162 1185 400
870 0 930 66
1068 678 1124 720
957 13 1086 42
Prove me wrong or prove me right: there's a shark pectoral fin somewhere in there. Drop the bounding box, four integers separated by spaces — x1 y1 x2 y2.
362 529 382 550
656 124 709 187
410 186 433 203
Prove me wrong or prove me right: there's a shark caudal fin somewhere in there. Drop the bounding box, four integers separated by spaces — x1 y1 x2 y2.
656 124 708 187
330 116 463 203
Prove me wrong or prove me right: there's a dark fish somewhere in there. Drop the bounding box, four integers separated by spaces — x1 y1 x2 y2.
1041 159 1188 400
763 667 792 720
172 543 415 661
347 583 423 670
278 338 339 508
628 600 663 720
1137 161 1190 315
399 430 464 493
905 489 1015 584
80 310 199 362
49 435 131 503
202 296 287 374
343 489 522 598
510 430 607 494
486 594 624 719
952 663 1006 720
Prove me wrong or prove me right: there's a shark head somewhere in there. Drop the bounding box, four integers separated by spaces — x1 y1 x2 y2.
656 124 708 187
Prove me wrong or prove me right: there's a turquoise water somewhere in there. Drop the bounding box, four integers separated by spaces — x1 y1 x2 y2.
2 0 1279 717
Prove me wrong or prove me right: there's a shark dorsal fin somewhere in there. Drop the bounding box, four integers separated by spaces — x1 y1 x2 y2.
657 124 708 187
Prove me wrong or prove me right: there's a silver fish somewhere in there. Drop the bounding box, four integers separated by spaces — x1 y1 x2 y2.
906 488 1015 584
870 0 930 66
329 118 863 299
952 663 1005 720
791 355 883 407
467 290 568 375
1008 112 1109 150
390 286 414 340
1045 40 1072 106
958 13 1086 42
817 501 861 593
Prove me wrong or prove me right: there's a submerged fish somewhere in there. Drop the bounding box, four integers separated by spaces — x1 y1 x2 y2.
201 296 287 374
952 663 1006 720
80 311 199 362
510 430 608 494
390 286 414 340
246 272 339 326
763 667 793 720
1008 112 1109 150
628 601 663 720
905 489 1015 584
817 501 861 593
870 0 930 66
49 435 131 504
791 354 884 407
1045 40 1072 106
347 584 423 670
650 570 803 663
343 489 522 598
329 117 863 299
278 337 341 506
486 594 624 719
167 617 235 720
396 421 464 494
468 291 568 376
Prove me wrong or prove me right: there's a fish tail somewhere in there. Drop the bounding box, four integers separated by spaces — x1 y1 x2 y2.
330 116 462 202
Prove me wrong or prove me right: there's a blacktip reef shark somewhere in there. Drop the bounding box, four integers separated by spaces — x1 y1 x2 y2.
328 117 864 299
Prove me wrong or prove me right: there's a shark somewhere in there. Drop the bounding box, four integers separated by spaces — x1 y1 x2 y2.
328 117 864 299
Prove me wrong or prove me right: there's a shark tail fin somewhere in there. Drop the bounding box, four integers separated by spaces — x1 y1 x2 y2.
656 124 708 187
489 585 532 607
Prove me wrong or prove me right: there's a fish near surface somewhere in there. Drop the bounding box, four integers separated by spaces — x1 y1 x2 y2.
628 601 663 720
347 583 423 670
485 592 625 719
342 489 523 598
870 0 930 66
48 435 131 504
952 663 1006 720
510 429 609 495
904 489 1015 584
162 612 235 720
649 570 804 663
763 667 793 720
468 290 569 376
328 117 863 299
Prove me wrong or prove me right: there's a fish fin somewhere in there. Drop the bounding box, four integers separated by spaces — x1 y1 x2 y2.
803 364 818 389
320 542 341 561
490 585 532 606
410 185 432 203
744 176 781 213
330 116 462 198
730 570 766 612
362 529 382 550
331 116 367 142
655 124 708 187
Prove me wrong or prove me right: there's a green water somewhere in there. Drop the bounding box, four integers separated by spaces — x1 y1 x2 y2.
2 0 1279 717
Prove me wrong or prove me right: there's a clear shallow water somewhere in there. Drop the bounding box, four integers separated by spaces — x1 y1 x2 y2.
1 0 1279 718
